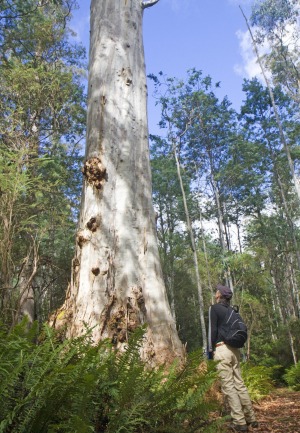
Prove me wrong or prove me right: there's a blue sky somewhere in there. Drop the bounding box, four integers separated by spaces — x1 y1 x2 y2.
71 0 258 134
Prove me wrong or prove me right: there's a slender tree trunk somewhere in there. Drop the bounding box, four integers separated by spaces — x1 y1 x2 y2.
266 308 276 342
194 169 214 302
222 202 231 251
54 0 184 365
173 144 207 351
270 270 284 322
198 199 214 303
210 169 227 252
285 250 298 318
236 222 243 253
288 254 300 317
246 304 254 361
288 327 298 365
241 7 300 204
270 267 297 363
272 156 300 270
210 169 234 292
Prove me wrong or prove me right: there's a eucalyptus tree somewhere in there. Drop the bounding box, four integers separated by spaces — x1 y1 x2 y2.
241 2 300 203
241 78 300 362
149 70 217 350
155 71 243 269
218 135 268 251
245 215 299 363
149 69 242 347
0 0 86 325
150 135 227 351
250 0 300 104
150 136 188 321
54 0 184 365
240 78 300 231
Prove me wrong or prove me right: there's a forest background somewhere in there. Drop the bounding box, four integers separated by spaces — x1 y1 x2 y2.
0 1 300 430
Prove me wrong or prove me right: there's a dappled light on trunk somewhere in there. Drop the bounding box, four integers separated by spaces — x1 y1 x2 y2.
51 0 184 366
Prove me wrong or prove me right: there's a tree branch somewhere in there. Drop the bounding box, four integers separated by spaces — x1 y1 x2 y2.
142 0 159 9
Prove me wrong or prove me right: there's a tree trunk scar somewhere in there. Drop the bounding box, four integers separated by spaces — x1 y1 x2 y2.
77 234 89 248
100 294 116 335
86 216 101 232
71 258 80 289
118 67 133 86
82 157 107 189
106 251 116 295
91 267 100 276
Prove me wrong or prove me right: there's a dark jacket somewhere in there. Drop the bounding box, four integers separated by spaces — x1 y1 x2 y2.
208 302 230 351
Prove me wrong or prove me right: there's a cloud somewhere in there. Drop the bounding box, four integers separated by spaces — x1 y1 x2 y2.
234 11 299 81
234 29 260 79
234 29 270 80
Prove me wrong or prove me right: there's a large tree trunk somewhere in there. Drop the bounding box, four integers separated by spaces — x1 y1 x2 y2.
54 0 184 365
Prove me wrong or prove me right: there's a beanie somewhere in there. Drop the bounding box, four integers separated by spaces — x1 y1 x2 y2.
216 284 233 300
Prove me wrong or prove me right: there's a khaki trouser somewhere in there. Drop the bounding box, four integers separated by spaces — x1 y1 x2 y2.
214 344 256 426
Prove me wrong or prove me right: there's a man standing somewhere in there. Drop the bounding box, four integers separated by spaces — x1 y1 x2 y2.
208 284 258 432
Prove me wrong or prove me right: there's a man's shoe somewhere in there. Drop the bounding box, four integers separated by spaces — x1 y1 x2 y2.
247 421 259 428
230 424 248 432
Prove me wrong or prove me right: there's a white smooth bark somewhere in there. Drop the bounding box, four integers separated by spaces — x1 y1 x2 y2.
57 0 183 365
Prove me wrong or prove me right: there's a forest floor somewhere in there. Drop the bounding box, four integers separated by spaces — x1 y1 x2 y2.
222 388 300 432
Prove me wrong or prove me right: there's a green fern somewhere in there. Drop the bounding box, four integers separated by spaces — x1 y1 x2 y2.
0 320 111 433
283 362 300 391
0 321 221 433
104 340 219 433
241 363 275 402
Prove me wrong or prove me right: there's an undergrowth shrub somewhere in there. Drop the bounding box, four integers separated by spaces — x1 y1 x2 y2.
241 363 275 402
283 362 300 391
0 320 109 433
0 320 222 433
